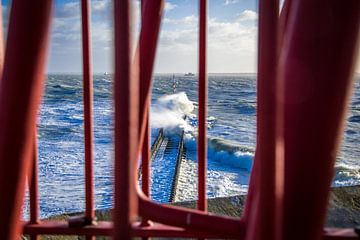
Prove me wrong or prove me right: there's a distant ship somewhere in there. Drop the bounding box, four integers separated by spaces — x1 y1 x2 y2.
184 72 195 77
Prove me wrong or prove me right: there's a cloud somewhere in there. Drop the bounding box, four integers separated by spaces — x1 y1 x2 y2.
159 14 256 52
155 14 257 72
55 1 111 19
48 2 258 73
224 0 239 5
208 18 257 52
92 0 110 13
55 2 80 19
237 10 258 22
163 15 198 25
165 2 177 11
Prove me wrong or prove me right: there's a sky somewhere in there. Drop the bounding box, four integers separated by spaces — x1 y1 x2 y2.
1 0 360 73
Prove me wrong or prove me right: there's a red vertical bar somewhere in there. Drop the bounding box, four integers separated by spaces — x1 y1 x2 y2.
0 0 52 239
140 0 150 200
81 0 95 239
138 0 165 201
244 1 279 240
141 120 150 197
138 0 165 138
113 0 139 239
198 0 208 212
140 2 150 229
29 129 40 240
0 3 4 77
279 1 360 240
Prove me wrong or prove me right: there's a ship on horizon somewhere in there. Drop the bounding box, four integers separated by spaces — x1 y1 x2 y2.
184 72 195 77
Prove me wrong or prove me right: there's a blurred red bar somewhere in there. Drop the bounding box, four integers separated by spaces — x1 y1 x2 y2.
141 121 150 197
138 0 165 204
137 0 165 141
81 0 95 222
244 1 279 240
113 0 139 239
0 0 52 239
81 0 95 239
0 3 4 76
140 0 151 200
140 0 150 225
279 1 360 240
29 130 40 240
198 0 208 212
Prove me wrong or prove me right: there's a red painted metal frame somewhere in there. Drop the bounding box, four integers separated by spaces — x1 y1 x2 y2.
198 0 208 213
0 3 4 77
244 1 280 240
81 0 95 222
139 0 153 201
0 0 52 239
113 0 139 239
21 220 360 239
80 0 95 239
0 0 358 239
29 130 40 240
279 1 360 240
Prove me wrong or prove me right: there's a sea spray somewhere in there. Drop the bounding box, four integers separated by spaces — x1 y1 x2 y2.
150 92 195 132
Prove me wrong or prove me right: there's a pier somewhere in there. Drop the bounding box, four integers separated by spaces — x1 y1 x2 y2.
141 128 186 203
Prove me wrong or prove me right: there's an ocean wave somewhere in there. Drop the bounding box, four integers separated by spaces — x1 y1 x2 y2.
150 92 195 131
183 136 254 171
348 115 360 123
333 165 360 187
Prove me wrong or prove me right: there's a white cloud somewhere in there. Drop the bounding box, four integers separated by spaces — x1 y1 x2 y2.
48 2 258 73
163 15 198 25
56 2 80 19
92 0 110 12
55 1 111 19
155 14 257 72
237 10 258 22
165 2 177 11
208 18 257 52
92 22 112 44
159 15 256 51
224 0 239 5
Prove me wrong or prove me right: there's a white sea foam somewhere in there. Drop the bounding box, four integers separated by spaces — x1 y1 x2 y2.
150 92 195 132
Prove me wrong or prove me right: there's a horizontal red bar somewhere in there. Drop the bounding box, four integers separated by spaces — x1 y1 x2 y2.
131 222 239 239
23 221 112 236
22 221 359 239
23 221 235 238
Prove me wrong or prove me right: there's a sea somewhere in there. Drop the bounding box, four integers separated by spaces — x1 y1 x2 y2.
23 73 360 218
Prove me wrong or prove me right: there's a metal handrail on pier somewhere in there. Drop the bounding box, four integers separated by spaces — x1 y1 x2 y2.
138 128 164 179
169 130 185 202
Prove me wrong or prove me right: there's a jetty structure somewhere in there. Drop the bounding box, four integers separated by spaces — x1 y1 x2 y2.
141 128 185 203
0 0 359 240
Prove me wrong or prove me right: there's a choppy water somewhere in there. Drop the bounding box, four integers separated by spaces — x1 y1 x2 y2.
23 73 360 218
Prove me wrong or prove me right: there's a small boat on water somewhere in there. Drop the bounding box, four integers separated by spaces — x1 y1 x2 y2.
184 72 195 77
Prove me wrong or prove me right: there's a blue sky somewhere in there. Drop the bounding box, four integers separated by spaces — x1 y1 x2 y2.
1 0 359 73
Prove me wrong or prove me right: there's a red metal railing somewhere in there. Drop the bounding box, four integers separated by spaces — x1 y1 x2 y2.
0 0 359 239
